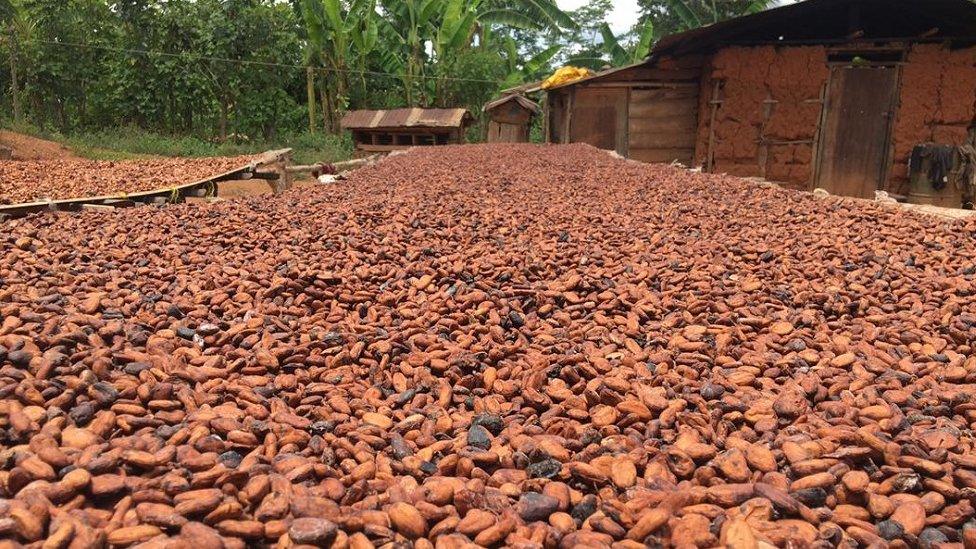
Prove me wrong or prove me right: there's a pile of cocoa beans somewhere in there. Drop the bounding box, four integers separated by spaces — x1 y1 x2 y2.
2 143 976 548
0 156 254 204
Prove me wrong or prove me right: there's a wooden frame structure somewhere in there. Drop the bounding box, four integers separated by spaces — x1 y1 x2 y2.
341 108 473 154
483 95 540 143
544 59 703 166
0 149 292 220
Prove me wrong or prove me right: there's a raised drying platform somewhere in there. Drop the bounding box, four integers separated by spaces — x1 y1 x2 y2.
0 149 292 220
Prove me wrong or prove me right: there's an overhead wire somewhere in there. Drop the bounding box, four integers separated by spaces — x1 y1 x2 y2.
26 38 510 85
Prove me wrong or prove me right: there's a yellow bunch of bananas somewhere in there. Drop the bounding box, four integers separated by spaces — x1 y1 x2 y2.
540 66 594 90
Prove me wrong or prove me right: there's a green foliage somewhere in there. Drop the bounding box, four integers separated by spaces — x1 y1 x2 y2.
636 0 777 37
0 0 779 151
60 127 352 165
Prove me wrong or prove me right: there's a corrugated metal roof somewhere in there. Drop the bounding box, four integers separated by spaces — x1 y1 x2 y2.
650 0 976 59
501 81 543 95
340 108 473 130
482 95 541 114
542 61 646 92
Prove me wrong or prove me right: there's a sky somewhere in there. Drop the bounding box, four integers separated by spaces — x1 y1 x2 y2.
557 0 642 35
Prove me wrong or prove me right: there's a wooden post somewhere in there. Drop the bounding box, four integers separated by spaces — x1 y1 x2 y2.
8 26 21 124
542 94 550 143
306 66 317 134
758 94 775 178
706 81 721 172
275 152 293 194
810 80 831 190
563 90 573 144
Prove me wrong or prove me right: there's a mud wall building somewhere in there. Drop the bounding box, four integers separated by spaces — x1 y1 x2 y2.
546 0 976 204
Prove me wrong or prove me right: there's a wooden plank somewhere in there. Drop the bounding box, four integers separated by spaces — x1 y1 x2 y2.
627 132 698 149
631 88 698 102
630 120 697 140
80 204 116 212
628 116 698 133
358 144 412 152
570 87 628 154
629 147 695 164
628 99 699 119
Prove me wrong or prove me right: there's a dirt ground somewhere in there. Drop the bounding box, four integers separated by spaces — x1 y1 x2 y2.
218 177 318 198
0 130 81 161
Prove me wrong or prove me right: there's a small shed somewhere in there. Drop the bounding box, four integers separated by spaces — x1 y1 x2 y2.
340 108 473 153
483 95 541 143
543 0 976 207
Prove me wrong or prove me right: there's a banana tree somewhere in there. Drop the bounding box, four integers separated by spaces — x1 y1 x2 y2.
501 36 560 88
429 0 479 103
598 18 655 66
300 0 379 132
380 0 576 105
477 0 578 47
665 0 775 30
379 0 441 105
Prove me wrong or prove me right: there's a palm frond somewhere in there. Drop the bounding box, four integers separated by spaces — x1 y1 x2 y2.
599 23 628 66
633 19 655 62
479 8 541 30
665 0 703 30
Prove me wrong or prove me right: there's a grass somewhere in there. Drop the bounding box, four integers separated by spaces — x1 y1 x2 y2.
5 122 355 165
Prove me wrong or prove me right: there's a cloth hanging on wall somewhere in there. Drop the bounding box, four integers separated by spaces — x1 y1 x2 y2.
909 143 957 190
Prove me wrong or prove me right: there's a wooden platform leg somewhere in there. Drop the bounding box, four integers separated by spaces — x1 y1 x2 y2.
274 152 293 194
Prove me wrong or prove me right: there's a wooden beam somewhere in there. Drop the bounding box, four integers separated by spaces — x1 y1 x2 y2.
706 81 721 172
80 204 116 212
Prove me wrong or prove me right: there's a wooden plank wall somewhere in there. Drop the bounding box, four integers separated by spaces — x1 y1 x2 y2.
546 56 703 164
570 88 629 155
628 86 699 164
488 121 529 143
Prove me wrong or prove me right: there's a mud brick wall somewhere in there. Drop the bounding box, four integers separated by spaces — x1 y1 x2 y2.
695 46 829 189
888 44 976 195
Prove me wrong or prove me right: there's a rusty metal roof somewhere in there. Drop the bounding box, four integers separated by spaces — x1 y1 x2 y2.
541 61 646 92
650 0 976 59
482 95 541 114
340 108 473 130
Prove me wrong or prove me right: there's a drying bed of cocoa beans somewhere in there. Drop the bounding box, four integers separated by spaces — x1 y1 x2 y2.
0 156 255 204
2 143 976 549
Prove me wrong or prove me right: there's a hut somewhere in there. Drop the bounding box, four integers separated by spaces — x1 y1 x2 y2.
544 0 976 207
483 95 540 143
340 108 473 154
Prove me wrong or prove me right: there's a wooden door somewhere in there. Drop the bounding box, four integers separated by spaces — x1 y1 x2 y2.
815 65 898 198
570 88 629 155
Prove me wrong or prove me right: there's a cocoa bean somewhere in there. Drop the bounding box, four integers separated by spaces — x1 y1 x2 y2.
4 144 976 548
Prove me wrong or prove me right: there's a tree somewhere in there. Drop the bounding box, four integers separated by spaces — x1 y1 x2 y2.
300 0 379 132
599 18 655 67
377 0 575 106
636 0 777 38
1 0 24 123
